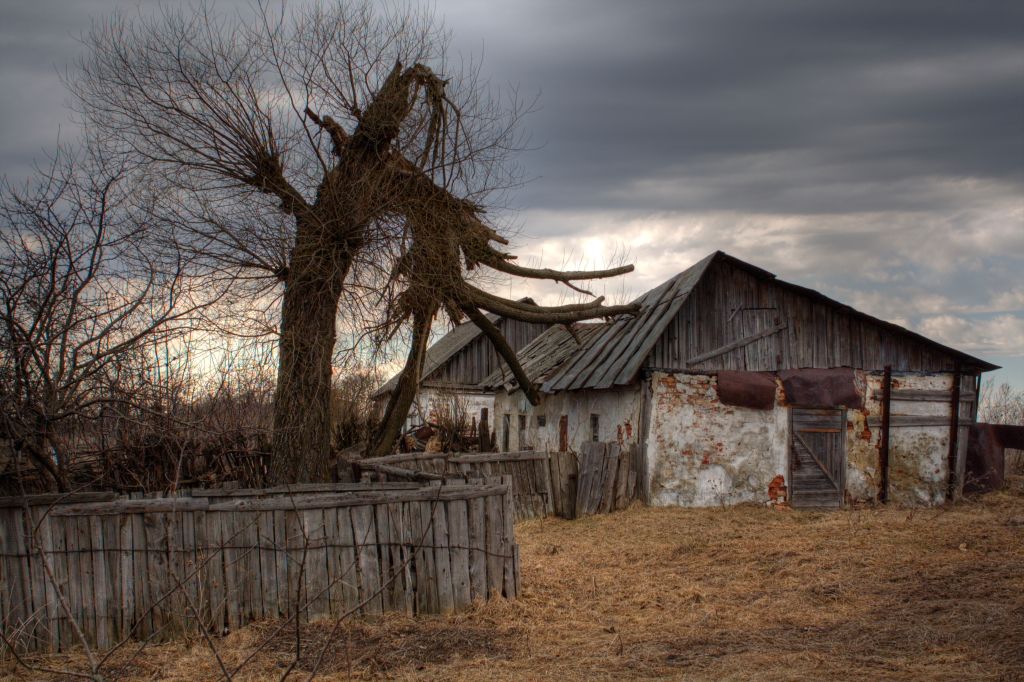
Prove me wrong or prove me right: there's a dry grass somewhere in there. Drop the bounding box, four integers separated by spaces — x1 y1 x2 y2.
5 483 1023 681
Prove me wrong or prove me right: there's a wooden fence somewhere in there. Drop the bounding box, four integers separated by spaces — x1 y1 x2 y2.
0 479 519 654
358 443 643 521
358 451 554 520
573 442 642 517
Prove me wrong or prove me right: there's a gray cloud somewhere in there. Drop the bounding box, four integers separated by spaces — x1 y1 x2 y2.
1 0 1021 384
449 1 1024 214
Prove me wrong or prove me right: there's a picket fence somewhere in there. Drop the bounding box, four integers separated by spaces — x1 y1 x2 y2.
0 478 518 654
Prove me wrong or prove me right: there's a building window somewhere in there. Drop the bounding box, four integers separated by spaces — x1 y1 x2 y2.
590 414 600 442
502 413 511 452
536 415 546 428
518 414 530 450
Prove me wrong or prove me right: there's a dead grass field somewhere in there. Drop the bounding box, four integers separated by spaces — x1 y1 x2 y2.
5 484 1023 681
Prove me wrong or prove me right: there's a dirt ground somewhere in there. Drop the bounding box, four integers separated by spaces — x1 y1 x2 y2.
5 484 1023 681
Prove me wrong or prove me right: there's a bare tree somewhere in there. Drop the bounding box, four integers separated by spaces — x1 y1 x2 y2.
979 378 1024 425
71 1 637 482
0 148 202 491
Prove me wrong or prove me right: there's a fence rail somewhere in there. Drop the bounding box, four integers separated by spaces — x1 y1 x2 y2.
0 478 519 654
358 451 554 520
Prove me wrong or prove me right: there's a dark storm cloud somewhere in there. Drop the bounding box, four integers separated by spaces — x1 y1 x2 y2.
442 0 1024 214
0 0 249 180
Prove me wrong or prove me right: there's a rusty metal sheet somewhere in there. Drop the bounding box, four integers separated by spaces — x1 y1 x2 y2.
966 424 1004 493
779 368 863 409
716 371 777 410
966 423 1024 493
990 423 1024 450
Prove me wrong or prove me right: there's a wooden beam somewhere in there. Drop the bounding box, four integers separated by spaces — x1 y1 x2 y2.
360 462 445 482
359 451 450 466
685 323 787 366
189 482 421 497
0 492 119 508
879 365 892 503
51 483 510 515
867 415 974 428
448 451 550 464
870 389 976 403
947 367 962 500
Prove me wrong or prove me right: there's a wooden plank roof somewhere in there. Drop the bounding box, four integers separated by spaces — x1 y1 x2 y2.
479 323 606 392
541 252 718 392
373 314 496 397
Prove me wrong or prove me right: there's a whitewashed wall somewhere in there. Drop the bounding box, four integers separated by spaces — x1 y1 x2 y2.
493 387 642 453
645 372 790 507
644 370 962 507
407 388 495 432
848 372 958 505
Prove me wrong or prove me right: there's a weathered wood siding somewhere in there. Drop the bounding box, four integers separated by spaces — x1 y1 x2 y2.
426 318 549 386
0 480 519 654
646 257 971 373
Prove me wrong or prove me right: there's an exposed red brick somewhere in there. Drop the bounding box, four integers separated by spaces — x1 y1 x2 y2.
768 474 788 503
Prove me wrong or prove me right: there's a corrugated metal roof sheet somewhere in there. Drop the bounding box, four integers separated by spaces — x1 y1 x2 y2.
541 252 718 392
479 323 606 392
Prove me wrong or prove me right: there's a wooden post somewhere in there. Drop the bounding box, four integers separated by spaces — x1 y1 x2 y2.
947 365 962 501
879 365 892 503
479 408 490 453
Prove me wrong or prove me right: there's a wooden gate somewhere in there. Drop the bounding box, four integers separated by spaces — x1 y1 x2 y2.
789 408 846 508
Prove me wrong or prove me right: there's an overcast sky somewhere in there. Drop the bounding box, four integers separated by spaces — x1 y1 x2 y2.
2 0 1022 387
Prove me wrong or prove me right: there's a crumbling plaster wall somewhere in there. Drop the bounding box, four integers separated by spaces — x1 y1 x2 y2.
646 370 958 508
493 387 641 453
848 372 954 505
645 372 789 507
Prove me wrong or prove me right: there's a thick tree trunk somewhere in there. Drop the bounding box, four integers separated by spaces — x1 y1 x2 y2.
367 304 437 458
269 231 349 483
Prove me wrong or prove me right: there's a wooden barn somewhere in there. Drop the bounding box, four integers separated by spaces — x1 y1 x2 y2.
373 300 549 432
480 251 998 507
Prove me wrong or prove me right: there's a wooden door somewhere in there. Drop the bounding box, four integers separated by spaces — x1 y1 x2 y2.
789 407 846 508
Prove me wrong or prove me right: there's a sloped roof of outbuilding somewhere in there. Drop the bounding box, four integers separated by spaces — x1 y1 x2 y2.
373 298 536 398
480 322 607 393
540 252 719 392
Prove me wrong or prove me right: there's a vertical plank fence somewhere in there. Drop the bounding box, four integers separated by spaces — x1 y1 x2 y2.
0 478 518 654
358 443 643 521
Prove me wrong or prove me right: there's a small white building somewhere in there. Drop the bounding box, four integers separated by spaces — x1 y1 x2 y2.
481 252 997 508
373 303 549 434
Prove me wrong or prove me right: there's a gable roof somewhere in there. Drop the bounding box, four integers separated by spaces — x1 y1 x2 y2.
710 251 999 373
373 298 536 398
377 251 998 399
541 250 997 392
